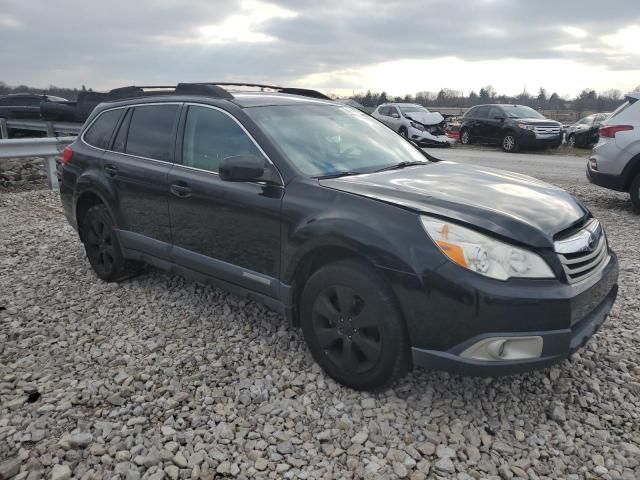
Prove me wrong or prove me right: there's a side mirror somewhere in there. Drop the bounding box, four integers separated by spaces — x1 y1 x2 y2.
391 113 400 119
494 116 505 122
219 155 279 184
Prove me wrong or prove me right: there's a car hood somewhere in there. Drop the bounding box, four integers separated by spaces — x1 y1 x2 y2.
319 162 588 248
404 112 444 126
512 117 561 126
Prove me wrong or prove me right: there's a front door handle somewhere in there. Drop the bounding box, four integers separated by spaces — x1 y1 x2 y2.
170 183 193 198
105 165 118 176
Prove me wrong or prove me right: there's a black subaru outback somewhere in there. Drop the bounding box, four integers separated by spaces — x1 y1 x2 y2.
60 83 618 390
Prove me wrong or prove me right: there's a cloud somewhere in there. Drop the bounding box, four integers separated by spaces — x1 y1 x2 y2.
0 0 638 95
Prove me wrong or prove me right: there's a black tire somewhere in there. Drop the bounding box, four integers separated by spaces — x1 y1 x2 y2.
630 173 640 213
501 132 520 152
80 204 140 282
567 134 576 148
299 259 411 390
460 128 471 145
398 127 408 138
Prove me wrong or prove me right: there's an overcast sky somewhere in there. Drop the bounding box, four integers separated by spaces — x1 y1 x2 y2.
0 0 639 98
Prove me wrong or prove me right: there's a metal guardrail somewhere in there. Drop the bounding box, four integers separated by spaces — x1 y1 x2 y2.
1 118 82 137
0 136 75 189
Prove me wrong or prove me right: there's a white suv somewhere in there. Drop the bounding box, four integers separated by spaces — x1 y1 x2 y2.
372 103 454 147
587 92 640 210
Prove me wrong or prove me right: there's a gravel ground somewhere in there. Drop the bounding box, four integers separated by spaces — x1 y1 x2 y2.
1 175 639 479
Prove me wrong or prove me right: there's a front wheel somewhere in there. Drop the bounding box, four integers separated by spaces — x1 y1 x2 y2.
398 127 408 138
630 173 640 212
300 260 411 390
502 132 519 152
567 134 576 148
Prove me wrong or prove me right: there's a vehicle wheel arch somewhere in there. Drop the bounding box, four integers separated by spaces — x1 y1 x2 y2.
74 181 119 242
622 153 640 191
288 244 374 327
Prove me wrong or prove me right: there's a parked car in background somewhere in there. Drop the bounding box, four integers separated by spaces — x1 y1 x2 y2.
372 103 454 147
0 93 67 120
41 91 109 123
60 82 618 390
566 113 611 148
460 104 562 152
587 92 640 211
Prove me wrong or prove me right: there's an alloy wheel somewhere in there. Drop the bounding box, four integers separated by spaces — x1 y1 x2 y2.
503 135 516 151
85 217 116 273
568 135 575 148
311 285 383 374
461 130 469 144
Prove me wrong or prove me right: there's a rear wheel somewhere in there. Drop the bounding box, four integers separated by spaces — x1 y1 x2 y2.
300 259 411 390
460 128 471 145
80 204 140 282
630 173 640 212
502 132 519 152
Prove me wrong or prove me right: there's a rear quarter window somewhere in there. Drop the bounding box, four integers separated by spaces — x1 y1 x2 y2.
83 109 124 149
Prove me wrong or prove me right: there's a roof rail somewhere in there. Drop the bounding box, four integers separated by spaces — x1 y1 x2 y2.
105 82 331 101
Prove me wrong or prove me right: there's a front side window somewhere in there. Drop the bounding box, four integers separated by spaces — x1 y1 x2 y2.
388 107 399 117
578 115 595 125
126 104 179 162
246 104 428 177
182 106 262 173
488 106 504 119
84 109 123 149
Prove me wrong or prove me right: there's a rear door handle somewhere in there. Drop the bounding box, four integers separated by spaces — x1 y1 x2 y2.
170 183 193 198
105 165 118 176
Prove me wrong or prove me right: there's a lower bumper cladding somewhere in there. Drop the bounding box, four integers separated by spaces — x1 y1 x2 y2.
411 284 617 377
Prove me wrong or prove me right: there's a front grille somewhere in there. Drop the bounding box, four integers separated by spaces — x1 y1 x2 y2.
555 219 610 284
533 125 561 136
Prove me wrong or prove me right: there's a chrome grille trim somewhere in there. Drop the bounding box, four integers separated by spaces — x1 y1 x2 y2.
533 125 561 138
555 219 610 284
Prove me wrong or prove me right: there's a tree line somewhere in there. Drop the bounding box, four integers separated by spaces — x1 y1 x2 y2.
2 80 638 113
351 85 640 113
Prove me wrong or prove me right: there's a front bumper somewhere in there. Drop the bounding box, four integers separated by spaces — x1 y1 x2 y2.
409 127 455 147
518 131 562 148
408 251 618 377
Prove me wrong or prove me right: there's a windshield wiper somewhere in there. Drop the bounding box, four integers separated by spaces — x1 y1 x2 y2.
315 171 364 179
372 161 426 173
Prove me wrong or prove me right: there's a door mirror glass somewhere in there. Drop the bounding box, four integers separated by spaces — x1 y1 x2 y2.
391 112 400 119
219 155 278 184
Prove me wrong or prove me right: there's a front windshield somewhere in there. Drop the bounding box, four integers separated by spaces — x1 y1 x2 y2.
399 105 429 114
246 104 428 176
501 105 544 119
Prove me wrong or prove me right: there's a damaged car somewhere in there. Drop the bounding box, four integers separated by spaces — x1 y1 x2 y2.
372 103 454 147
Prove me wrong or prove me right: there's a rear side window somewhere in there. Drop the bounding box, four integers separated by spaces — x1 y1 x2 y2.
182 105 261 173
84 109 123 149
475 106 490 119
126 104 179 162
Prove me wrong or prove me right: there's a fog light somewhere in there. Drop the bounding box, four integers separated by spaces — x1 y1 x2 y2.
590 158 598 171
460 336 543 361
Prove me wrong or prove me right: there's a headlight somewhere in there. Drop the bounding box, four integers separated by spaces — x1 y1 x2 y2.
421 217 555 280
410 121 425 131
517 123 535 131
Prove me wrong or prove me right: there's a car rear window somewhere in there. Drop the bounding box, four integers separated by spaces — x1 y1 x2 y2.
83 109 124 149
125 105 179 162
